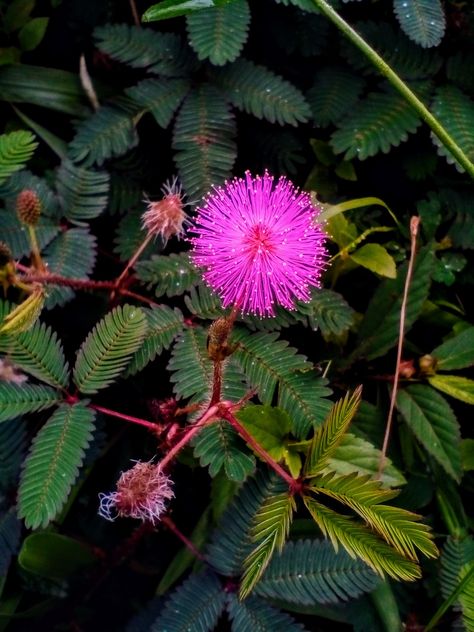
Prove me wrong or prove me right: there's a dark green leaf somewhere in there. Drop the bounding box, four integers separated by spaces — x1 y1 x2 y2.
0 383 61 423
431 326 474 370
18 532 96 579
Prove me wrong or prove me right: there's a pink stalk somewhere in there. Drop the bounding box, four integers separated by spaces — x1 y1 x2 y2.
91 404 159 431
161 516 205 561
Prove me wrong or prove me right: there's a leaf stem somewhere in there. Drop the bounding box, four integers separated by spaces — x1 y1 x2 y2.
90 404 159 431
378 217 419 477
219 407 301 493
311 0 474 179
112 233 154 296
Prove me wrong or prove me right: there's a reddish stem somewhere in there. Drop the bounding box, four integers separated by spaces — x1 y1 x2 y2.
220 408 301 493
210 361 223 406
159 405 220 472
91 404 159 431
161 516 205 561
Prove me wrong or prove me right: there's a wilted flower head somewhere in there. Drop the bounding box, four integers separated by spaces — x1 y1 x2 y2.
190 171 327 317
141 177 189 244
98 461 174 525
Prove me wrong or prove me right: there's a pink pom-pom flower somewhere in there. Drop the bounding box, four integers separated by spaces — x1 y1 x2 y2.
190 171 327 317
98 461 174 525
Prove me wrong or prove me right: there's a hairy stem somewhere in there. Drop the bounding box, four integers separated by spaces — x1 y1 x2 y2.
90 404 159 431
220 408 300 492
378 217 419 477
311 0 474 179
210 361 223 406
113 233 153 294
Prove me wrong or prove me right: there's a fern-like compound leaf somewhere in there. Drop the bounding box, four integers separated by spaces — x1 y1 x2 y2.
431 85 474 173
214 58 311 126
299 288 356 341
207 470 286 576
0 383 61 423
0 130 38 185
310 472 438 561
184 284 223 320
94 24 190 76
227 594 307 631
305 387 362 477
240 491 296 599
331 86 423 160
18 403 95 529
136 252 200 298
186 0 251 66
307 66 365 127
193 421 256 482
352 245 434 360
440 537 474 631
73 304 148 394
277 372 332 439
127 78 190 128
255 539 379 605
150 570 225 632
56 159 110 220
172 84 237 200
0 207 59 259
43 228 97 309
393 0 445 49
232 328 310 404
126 305 184 376
304 498 421 581
168 326 247 403
396 384 462 481
69 103 139 167
0 320 69 388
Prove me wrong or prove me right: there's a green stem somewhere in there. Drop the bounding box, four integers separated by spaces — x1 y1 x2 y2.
425 563 474 631
311 0 474 180
370 581 403 632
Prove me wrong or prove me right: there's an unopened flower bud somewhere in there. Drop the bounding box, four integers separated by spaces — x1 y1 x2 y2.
141 178 189 244
207 317 237 361
16 189 41 226
418 354 437 375
98 461 174 525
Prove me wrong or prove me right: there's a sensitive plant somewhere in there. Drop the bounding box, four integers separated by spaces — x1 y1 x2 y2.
0 0 474 630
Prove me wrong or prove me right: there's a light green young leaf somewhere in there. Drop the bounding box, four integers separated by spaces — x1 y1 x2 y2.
237 406 292 461
428 375 474 405
143 0 230 22
18 17 49 51
350 243 397 279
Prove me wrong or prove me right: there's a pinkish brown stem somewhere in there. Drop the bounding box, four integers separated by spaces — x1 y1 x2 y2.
161 516 206 561
91 404 159 431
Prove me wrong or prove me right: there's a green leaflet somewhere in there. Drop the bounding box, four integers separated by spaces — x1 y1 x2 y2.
298 288 356 341
150 570 225 632
305 387 362 477
0 383 61 423
428 375 474 406
186 0 250 66
240 491 296 599
136 252 200 298
309 472 438 561
0 130 38 185
56 159 110 221
43 228 97 309
227 594 307 631
126 78 190 128
126 305 184 376
255 539 379 605
431 86 474 173
396 384 462 481
232 328 310 404
393 0 445 49
307 66 365 127
18 403 96 529
0 320 69 388
193 421 255 482
304 497 421 581
331 86 424 160
439 537 474 631
172 84 237 200
352 245 434 361
431 326 474 370
73 304 148 394
277 372 332 439
214 58 311 126
69 102 140 167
